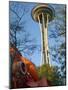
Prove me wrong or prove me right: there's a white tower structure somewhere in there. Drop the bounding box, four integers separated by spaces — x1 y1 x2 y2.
32 4 55 66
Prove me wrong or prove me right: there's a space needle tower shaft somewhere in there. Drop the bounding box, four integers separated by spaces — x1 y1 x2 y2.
32 4 55 66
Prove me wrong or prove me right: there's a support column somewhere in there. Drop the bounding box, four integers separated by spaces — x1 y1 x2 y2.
42 13 50 65
38 15 44 67
42 13 47 64
38 13 50 66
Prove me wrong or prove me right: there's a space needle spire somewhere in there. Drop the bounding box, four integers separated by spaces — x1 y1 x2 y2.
32 4 55 66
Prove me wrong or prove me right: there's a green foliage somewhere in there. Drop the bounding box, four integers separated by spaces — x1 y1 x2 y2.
37 64 66 86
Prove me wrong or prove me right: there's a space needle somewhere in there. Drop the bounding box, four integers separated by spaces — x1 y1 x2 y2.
32 4 55 66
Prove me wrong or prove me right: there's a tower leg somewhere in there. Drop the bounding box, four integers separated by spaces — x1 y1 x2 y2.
42 13 50 65
38 15 44 67
38 13 51 67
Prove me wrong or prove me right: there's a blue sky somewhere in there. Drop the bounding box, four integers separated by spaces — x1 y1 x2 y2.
9 1 65 66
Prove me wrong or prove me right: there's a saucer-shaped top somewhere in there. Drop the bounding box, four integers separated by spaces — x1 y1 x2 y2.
32 4 55 23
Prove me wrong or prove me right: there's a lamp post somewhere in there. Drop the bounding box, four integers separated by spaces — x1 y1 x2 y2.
32 4 55 66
